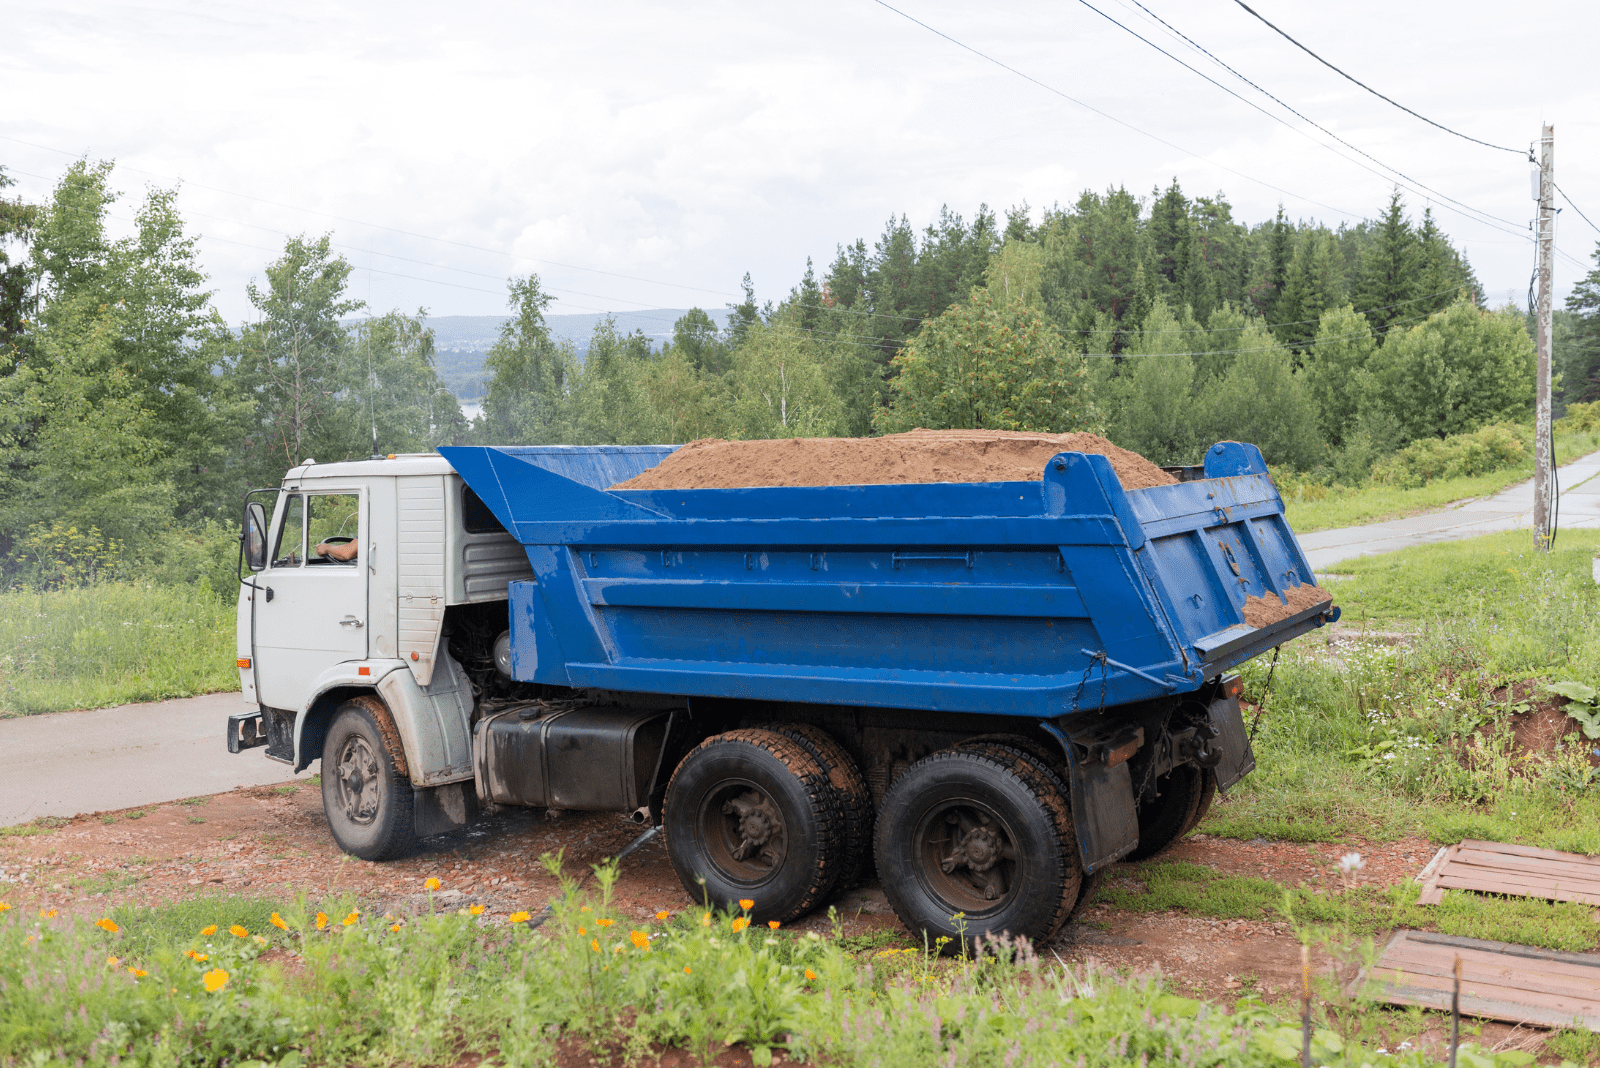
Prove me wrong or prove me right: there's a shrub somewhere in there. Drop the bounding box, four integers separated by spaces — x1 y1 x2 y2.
1559 400 1600 432
1369 423 1529 488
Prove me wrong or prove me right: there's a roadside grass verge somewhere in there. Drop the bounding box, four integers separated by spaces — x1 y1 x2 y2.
1281 426 1600 533
0 582 238 716
0 858 1549 1068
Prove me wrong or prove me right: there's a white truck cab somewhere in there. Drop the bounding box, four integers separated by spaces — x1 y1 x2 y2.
233 454 533 851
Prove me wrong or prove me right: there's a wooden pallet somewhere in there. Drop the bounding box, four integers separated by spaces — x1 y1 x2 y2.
1355 930 1600 1031
1414 839 1600 906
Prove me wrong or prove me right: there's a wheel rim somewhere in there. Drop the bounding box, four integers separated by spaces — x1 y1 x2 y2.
334 734 383 826
911 798 1021 919
697 778 788 889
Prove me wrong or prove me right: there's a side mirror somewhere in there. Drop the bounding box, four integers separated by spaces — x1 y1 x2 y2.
243 502 269 572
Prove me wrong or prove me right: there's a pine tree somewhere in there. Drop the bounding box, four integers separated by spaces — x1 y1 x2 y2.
1351 191 1419 334
1148 180 1190 290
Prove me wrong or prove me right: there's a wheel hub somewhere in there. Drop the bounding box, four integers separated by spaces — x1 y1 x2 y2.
335 736 382 825
936 809 1016 902
723 789 785 866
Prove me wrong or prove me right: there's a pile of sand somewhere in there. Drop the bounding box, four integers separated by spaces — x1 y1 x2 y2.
609 429 1178 492
1243 584 1333 628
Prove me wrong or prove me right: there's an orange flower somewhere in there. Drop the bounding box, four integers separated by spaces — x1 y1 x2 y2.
200 924 217 937
342 911 359 927
738 899 754 910
389 923 402 933
128 967 148 978
469 904 485 916
590 938 600 952
655 909 670 921
730 917 749 933
629 930 650 951
578 927 586 936
96 918 120 933
106 955 120 968
597 918 613 927
270 913 288 930
613 945 624 955
508 911 531 924
40 908 57 919
805 968 817 981
424 877 441 891
0 902 10 913
202 968 229 993
185 950 208 962
768 920 781 930
229 925 248 938
315 912 329 930
683 966 692 974
700 912 711 928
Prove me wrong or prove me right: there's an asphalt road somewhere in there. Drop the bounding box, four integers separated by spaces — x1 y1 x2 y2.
5 452 1597 827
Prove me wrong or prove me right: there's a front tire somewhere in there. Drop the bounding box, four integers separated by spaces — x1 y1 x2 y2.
321 699 417 861
662 729 841 924
875 742 1081 954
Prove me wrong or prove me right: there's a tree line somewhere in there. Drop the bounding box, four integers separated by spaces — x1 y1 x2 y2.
0 159 1583 589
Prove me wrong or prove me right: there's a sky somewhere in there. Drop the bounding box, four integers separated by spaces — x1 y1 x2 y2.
4 0 1597 326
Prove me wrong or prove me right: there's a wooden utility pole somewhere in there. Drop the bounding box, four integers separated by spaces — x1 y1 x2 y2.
1533 124 1554 550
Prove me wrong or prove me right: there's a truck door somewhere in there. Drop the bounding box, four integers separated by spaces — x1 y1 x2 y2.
254 488 369 710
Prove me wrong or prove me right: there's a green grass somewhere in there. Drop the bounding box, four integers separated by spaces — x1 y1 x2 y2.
1282 428 1600 534
0 582 238 716
0 815 70 838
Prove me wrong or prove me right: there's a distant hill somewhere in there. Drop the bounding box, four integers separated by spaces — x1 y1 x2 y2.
426 309 729 402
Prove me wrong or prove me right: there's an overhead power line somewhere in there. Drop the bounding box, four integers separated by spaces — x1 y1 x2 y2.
1228 0 1522 155
1556 183 1600 238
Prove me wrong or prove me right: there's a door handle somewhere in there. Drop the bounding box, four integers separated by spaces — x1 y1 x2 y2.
339 617 365 628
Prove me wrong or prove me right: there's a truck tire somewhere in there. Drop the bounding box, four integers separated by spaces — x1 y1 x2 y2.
321 700 417 861
1182 768 1218 837
875 742 1081 955
662 729 841 925
1125 764 1206 861
757 722 873 894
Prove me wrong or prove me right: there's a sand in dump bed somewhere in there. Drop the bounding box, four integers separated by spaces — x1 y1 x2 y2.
1242 583 1333 628
609 429 1178 491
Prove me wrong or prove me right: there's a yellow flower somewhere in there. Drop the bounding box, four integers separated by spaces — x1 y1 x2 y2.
597 918 613 927
0 902 10 913
200 924 217 936
185 950 208 962
229 925 248 938
389 923 402 933
738 899 754 910
730 917 749 933
629 930 650 951
342 911 359 927
508 911 531 924
315 912 329 930
96 918 120 933
253 936 267 946
579 906 591 913
469 905 485 916
683 966 692 974
270 913 288 930
768 920 781 930
40 908 57 919
202 968 229 993
128 967 148 978
424 877 441 891
805 968 817 981
655 909 670 921
700 912 711 927
613 944 624 955
590 938 600 952
106 955 120 968
578 926 586 935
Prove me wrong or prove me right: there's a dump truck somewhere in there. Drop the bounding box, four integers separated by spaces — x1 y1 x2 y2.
231 440 1337 948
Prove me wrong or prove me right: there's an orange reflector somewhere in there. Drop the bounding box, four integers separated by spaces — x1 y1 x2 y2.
358 666 371 676
236 658 251 669
411 651 419 661
1222 674 1243 700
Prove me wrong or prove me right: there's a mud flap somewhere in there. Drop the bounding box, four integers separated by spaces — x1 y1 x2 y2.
1040 722 1139 874
414 780 479 838
1208 694 1256 793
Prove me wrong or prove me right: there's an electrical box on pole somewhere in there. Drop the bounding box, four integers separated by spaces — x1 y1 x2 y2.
1533 124 1554 551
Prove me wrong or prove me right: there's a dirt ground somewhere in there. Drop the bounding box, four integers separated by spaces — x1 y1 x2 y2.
0 784 1567 1062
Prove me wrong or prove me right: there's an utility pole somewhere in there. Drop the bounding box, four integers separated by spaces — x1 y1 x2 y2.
1533 124 1554 551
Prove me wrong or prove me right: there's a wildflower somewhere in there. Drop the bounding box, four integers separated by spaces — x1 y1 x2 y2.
96 918 120 933
229 925 248 938
768 920 781 930
425 877 441 891
630 930 651 951
201 924 217 936
270 913 288 930
253 936 267 946
40 908 57 918
342 911 359 927
0 903 9 913
128 967 147 978
655 910 670 921
805 969 817 981
202 968 229 993
700 912 711 927
1337 853 1366 875
738 898 754 910
469 905 485 916
106 955 120 968
731 917 749 933
185 950 208 962
390 923 402 933
597 918 613 927
614 944 624 954
509 911 532 924
315 912 329 930
579 906 591 913
591 938 600 952
684 966 692 974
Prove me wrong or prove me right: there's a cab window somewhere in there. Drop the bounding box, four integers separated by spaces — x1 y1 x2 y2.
271 494 304 568
307 493 361 566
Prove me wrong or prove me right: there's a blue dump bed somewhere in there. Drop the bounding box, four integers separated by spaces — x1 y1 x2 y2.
440 440 1337 718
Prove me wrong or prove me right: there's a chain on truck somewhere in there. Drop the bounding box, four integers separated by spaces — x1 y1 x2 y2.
230 441 1337 951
